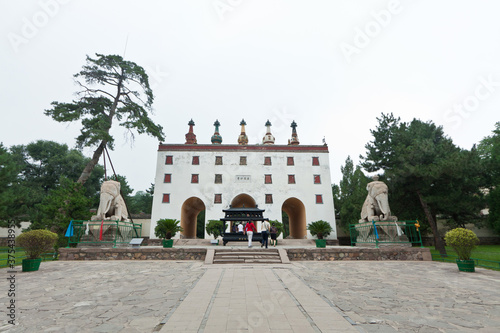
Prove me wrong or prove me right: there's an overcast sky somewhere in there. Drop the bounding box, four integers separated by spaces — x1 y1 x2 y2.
1 0 500 193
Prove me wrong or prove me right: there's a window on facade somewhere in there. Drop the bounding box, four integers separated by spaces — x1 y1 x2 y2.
191 174 199 183
265 174 272 184
287 157 294 166
315 194 323 204
215 156 223 165
215 174 222 184
312 157 320 166
164 174 171 183
264 156 272 165
165 155 173 165
240 156 247 165
192 156 199 165
265 194 273 204
314 175 321 184
162 193 170 203
214 194 222 204
288 174 296 184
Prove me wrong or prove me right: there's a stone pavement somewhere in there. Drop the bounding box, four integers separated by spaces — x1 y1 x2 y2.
1 260 500 332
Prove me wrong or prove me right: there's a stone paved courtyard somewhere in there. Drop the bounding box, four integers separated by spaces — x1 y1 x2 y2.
1 260 499 332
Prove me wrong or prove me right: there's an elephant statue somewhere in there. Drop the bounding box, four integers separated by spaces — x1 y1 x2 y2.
91 180 129 222
360 176 397 222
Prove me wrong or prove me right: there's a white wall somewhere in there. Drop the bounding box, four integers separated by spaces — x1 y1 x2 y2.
150 144 336 239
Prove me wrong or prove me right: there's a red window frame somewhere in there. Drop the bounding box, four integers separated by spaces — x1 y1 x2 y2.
312 157 320 166
287 157 294 166
191 174 199 183
265 174 272 184
264 156 272 165
315 194 323 204
288 175 296 184
314 175 321 184
164 174 171 183
214 194 222 204
165 155 173 165
192 156 199 165
265 194 273 204
162 193 170 203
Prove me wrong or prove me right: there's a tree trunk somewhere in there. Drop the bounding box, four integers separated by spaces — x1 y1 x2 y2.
77 140 107 185
417 190 447 256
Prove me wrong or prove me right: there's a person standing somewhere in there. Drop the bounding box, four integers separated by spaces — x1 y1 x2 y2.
261 219 270 248
270 223 278 247
237 223 244 233
245 220 257 248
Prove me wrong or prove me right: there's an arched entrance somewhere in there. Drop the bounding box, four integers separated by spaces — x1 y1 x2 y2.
230 193 256 208
282 198 306 239
180 197 206 238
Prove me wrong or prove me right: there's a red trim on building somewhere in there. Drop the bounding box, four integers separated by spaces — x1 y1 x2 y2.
158 144 329 153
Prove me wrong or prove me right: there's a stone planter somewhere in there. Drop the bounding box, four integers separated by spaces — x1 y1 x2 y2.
162 239 174 248
22 258 42 272
456 259 475 272
315 239 326 248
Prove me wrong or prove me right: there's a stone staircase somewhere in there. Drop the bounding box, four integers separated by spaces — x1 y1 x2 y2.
206 248 290 264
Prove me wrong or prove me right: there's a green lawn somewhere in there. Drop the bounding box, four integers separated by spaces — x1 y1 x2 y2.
0 247 56 268
427 245 500 261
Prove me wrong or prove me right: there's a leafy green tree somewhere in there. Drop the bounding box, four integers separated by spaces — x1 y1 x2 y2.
479 122 500 233
45 53 165 185
333 156 370 231
0 143 22 226
129 191 153 214
361 113 485 255
30 176 92 247
2 141 104 225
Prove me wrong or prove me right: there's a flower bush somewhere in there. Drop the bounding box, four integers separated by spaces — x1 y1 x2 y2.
16 230 58 259
444 228 479 260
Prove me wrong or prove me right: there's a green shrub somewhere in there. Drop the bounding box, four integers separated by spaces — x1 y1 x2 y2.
154 219 183 239
206 220 224 239
444 228 480 260
16 230 58 259
269 220 284 238
307 220 333 239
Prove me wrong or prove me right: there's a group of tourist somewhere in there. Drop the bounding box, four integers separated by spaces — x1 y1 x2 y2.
232 220 278 248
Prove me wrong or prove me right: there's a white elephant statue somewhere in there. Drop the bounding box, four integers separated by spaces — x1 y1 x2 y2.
360 176 397 222
91 180 129 222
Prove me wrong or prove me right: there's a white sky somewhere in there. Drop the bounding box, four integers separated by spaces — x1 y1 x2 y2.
1 0 500 193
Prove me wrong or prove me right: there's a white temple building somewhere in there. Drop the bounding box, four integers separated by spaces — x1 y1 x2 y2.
150 119 337 241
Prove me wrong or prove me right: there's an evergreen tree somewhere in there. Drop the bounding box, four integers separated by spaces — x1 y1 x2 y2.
45 54 165 184
479 122 500 234
333 156 370 231
361 113 485 255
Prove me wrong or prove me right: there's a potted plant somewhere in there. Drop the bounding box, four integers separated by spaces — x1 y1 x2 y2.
16 229 58 272
444 227 480 272
307 220 332 248
155 219 183 248
269 220 284 245
206 220 224 245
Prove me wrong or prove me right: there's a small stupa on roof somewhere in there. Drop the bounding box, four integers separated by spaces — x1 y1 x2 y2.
262 120 275 145
185 119 197 144
237 119 248 145
211 119 222 144
288 120 300 145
